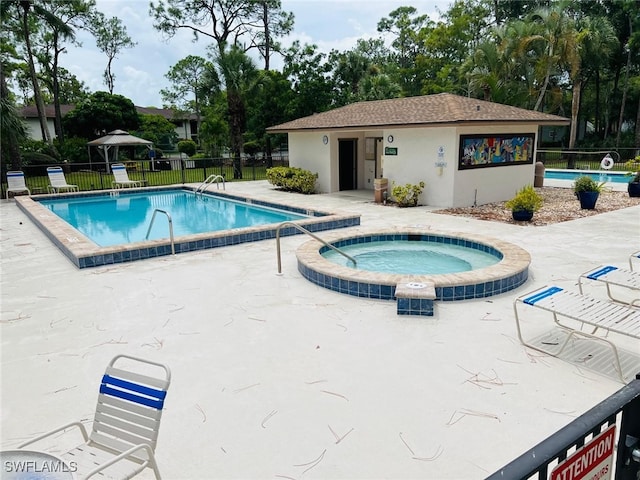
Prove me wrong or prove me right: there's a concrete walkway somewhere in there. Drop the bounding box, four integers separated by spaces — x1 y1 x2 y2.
1 181 639 479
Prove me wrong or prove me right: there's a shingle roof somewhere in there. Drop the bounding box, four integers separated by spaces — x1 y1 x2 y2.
267 93 569 132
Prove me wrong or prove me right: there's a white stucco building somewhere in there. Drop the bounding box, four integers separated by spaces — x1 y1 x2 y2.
267 93 569 207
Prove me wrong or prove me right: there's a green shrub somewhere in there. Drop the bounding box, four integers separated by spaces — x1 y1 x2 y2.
573 175 605 193
266 166 318 194
56 137 89 164
391 181 425 207
21 152 58 175
505 184 543 212
177 139 197 157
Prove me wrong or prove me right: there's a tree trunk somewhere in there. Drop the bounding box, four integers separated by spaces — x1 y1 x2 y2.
262 2 270 71
0 65 23 170
615 16 632 148
635 95 640 157
568 79 581 149
21 2 53 147
227 89 245 179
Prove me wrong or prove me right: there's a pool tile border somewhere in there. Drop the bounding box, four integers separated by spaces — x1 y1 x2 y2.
14 186 360 268
296 226 531 307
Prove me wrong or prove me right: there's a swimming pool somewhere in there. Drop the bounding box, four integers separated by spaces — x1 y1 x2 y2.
39 190 308 247
15 186 360 268
544 169 628 184
297 227 530 315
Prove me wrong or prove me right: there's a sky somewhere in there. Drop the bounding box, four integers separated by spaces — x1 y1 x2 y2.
60 0 451 107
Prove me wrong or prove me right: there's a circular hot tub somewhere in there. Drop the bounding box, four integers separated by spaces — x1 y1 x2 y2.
296 227 530 301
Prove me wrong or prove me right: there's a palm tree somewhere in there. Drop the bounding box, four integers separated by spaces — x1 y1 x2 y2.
524 2 579 112
568 15 618 149
214 45 258 179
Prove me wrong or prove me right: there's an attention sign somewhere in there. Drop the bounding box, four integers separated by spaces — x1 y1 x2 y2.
551 425 616 480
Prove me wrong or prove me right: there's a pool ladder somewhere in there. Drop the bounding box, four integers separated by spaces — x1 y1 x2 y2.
146 209 175 255
275 221 356 274
195 174 225 195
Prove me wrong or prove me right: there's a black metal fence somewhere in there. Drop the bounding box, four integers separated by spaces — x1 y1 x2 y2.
486 373 640 480
536 147 638 171
1 154 288 197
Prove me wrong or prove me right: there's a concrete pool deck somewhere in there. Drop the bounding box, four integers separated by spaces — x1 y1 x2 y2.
1 180 639 479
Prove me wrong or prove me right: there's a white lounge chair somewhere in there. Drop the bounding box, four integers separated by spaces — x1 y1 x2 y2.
5 170 30 199
578 264 640 307
112 163 143 188
514 285 640 382
630 251 640 271
18 355 171 479
47 166 79 193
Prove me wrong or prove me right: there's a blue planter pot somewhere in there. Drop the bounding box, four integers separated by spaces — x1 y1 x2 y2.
577 191 599 210
628 182 640 198
512 210 534 221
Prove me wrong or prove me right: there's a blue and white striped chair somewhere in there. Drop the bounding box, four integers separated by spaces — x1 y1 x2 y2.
5 171 30 199
18 355 171 479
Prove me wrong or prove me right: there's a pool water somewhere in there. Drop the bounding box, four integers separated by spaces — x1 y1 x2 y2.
544 169 628 184
322 240 500 274
40 189 307 247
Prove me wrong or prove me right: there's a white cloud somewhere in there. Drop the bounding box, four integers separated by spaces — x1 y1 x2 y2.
59 0 451 106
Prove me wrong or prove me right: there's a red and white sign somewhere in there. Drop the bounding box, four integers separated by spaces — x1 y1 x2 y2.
551 425 616 480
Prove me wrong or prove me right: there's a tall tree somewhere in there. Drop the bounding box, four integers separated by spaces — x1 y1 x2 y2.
32 0 95 141
377 6 433 96
0 35 26 169
1 0 71 154
283 41 333 118
214 45 258 178
526 2 579 112
161 55 215 143
150 0 292 168
251 1 293 70
91 14 136 94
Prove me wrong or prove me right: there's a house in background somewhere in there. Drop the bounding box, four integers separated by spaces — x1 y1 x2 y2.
267 93 569 208
19 105 198 147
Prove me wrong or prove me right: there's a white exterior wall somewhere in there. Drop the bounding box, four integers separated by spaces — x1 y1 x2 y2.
289 132 333 193
381 127 457 208
287 123 540 207
24 118 56 141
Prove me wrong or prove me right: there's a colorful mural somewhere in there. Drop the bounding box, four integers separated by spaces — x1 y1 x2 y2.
459 134 535 169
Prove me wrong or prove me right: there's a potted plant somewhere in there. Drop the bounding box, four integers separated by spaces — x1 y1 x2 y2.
573 175 605 210
505 184 543 221
391 181 425 207
624 157 640 197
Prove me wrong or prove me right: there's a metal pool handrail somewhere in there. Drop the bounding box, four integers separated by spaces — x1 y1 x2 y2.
145 209 175 255
195 174 225 195
275 222 356 274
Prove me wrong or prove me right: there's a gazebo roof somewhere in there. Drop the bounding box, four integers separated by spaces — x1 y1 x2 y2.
87 130 152 147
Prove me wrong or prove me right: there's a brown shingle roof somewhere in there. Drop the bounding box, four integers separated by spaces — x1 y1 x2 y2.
267 93 569 132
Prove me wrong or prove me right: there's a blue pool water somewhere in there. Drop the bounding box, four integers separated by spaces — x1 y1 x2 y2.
39 189 307 247
544 169 628 184
322 240 500 274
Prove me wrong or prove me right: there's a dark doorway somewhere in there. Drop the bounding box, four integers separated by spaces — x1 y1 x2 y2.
339 139 357 190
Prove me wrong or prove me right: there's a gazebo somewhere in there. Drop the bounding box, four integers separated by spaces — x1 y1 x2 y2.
87 130 154 172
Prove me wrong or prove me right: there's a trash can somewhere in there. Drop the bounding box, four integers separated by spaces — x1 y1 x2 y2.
374 178 388 203
534 161 545 187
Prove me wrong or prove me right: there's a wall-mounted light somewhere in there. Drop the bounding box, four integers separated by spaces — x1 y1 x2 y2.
322 135 328 145
387 135 394 143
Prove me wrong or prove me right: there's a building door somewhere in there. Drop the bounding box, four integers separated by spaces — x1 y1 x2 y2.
339 139 357 190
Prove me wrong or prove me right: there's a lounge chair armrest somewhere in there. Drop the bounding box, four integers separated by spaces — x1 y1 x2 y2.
17 421 89 449
84 443 161 480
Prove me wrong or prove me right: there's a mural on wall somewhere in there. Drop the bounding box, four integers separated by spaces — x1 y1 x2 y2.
459 134 535 169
